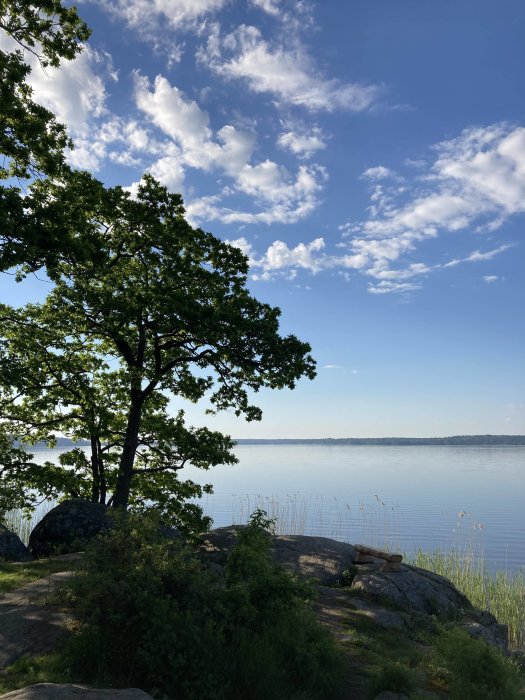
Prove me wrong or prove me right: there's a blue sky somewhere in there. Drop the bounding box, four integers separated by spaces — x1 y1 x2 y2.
2 0 524 437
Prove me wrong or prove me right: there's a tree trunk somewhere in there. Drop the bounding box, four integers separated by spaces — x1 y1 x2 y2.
90 435 100 502
97 437 107 505
112 395 142 509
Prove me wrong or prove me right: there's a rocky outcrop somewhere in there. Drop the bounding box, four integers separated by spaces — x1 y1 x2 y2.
351 563 473 617
0 524 33 562
0 571 76 670
198 527 510 655
0 685 153 699
460 610 510 655
199 526 358 585
28 500 109 558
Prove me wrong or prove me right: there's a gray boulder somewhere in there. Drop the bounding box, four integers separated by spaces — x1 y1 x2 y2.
199 526 357 585
0 524 33 562
0 685 153 699
28 499 109 558
460 609 509 654
350 563 472 618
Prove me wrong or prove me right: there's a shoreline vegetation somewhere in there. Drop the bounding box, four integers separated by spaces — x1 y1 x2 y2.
26 434 525 449
5 501 525 651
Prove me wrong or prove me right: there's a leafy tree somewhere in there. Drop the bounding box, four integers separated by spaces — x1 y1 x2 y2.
0 0 90 270
0 175 316 529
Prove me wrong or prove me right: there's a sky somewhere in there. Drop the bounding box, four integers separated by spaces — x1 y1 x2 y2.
2 0 524 438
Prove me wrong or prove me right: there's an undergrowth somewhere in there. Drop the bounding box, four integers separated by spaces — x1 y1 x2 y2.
61 509 343 700
410 548 525 649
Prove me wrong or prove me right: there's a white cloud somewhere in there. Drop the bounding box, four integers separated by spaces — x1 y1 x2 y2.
323 364 342 369
198 24 380 112
91 0 228 35
361 166 393 180
483 275 499 283
278 126 326 158
250 0 281 16
26 45 111 138
442 244 514 268
367 281 422 295
133 72 327 223
336 123 524 290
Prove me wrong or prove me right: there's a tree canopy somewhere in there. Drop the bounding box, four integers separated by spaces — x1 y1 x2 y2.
0 175 316 530
0 0 90 270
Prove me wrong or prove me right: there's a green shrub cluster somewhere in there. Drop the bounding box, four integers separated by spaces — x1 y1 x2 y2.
64 510 343 700
433 628 523 699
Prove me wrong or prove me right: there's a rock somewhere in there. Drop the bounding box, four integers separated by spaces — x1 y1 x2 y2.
0 524 33 562
198 526 358 585
460 609 509 654
272 535 358 585
0 571 77 670
349 596 406 629
28 499 110 558
350 563 472 618
0 684 153 699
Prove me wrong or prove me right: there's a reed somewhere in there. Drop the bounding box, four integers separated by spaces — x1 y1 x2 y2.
410 547 525 649
4 494 523 649
4 500 57 545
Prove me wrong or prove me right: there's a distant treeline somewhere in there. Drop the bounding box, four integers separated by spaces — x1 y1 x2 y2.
235 435 525 446
25 434 525 449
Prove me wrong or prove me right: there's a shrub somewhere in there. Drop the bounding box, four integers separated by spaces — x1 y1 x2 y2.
65 510 343 699
434 628 523 699
367 660 417 698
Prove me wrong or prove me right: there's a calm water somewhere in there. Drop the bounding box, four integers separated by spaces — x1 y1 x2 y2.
33 445 524 573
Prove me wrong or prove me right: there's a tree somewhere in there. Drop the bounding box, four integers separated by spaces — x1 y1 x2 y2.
0 175 316 530
0 0 90 270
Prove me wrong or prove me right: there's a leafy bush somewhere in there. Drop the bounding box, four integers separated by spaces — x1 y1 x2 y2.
434 628 523 699
65 510 342 699
367 660 417 698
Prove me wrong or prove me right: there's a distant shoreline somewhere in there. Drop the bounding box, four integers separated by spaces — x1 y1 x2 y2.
235 435 525 445
28 434 525 448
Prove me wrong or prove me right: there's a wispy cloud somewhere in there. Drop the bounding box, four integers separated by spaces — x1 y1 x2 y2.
197 24 380 112
89 0 228 35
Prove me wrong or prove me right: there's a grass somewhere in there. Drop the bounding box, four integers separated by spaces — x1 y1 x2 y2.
0 652 74 696
340 604 525 699
4 495 524 650
4 500 57 545
409 548 525 649
0 557 78 594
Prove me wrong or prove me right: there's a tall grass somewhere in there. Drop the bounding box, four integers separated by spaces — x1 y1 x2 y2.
5 494 524 649
410 547 525 649
4 500 57 544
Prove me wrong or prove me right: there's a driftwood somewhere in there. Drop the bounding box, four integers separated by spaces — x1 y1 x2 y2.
354 544 403 572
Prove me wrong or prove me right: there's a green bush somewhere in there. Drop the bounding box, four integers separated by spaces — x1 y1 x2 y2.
367 660 417 698
434 628 523 699
64 510 342 699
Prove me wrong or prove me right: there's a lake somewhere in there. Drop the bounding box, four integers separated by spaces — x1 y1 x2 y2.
32 444 524 574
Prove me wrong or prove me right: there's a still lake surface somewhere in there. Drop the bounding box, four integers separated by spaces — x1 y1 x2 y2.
34 444 524 574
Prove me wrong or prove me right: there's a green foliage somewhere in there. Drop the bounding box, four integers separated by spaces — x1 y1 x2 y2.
0 1 91 270
367 660 417 698
0 652 74 695
411 548 525 649
0 175 315 526
433 628 523 699
0 556 77 594
64 511 342 700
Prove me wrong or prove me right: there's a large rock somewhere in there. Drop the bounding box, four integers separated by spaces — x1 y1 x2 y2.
199 526 358 585
28 499 109 558
350 563 473 618
460 609 509 654
0 524 33 562
0 685 153 699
